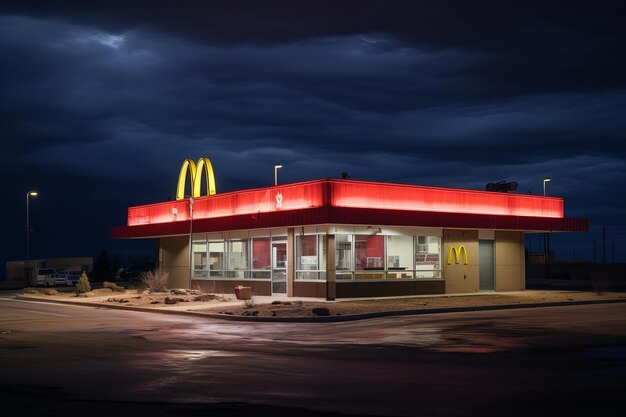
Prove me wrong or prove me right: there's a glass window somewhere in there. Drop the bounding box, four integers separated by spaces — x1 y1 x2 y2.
415 235 441 278
354 234 385 280
355 234 384 270
192 240 207 278
318 235 327 271
208 241 224 277
335 234 353 272
386 235 414 279
252 237 271 279
226 239 249 279
296 234 327 280
297 235 318 271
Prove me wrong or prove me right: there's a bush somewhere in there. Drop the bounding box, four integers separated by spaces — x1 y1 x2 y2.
76 272 91 294
103 281 125 292
140 268 169 292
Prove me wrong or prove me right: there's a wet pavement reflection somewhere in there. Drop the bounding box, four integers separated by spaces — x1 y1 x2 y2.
2 298 626 417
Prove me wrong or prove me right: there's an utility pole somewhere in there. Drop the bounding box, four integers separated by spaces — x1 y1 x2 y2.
603 226 606 264
612 238 615 263
593 240 596 263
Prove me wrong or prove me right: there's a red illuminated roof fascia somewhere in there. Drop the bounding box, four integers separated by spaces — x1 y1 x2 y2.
112 179 587 239
111 206 588 240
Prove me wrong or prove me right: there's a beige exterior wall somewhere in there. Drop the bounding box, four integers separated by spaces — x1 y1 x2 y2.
157 227 527 295
443 229 479 293
495 231 526 291
158 236 190 288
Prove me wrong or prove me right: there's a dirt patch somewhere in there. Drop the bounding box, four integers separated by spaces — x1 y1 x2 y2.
18 288 626 318
198 291 626 318
95 288 234 307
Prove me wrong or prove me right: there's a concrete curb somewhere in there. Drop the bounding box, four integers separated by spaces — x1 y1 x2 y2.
14 294 626 323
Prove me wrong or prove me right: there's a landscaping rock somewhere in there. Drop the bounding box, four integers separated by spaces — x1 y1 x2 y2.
193 294 219 302
164 297 177 305
107 297 129 303
312 307 330 316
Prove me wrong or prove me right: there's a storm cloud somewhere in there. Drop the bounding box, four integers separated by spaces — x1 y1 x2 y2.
1 1 625 269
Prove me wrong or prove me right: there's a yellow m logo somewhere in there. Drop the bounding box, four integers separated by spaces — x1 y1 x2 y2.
176 157 216 200
447 245 468 265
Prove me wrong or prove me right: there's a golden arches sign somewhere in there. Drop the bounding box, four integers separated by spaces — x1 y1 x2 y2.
176 157 216 200
447 245 468 265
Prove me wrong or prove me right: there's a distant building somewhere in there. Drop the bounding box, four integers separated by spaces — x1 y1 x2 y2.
6 257 93 283
112 160 587 299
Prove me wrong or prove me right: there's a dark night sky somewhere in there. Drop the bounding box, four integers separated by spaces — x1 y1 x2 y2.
2 1 626 274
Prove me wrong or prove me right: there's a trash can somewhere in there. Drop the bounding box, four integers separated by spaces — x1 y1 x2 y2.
234 285 252 300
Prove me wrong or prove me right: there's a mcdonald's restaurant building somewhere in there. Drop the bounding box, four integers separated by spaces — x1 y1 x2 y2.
112 161 588 299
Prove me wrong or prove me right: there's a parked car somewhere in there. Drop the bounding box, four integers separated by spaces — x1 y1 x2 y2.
31 268 68 287
61 267 83 285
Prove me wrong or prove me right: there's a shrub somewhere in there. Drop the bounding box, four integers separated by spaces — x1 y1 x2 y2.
135 282 147 294
103 281 125 292
140 268 169 292
76 272 91 294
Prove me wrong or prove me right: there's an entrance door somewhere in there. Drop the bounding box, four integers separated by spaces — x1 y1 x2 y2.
479 240 495 291
271 240 287 295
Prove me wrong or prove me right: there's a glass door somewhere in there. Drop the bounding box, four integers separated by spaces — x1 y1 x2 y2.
271 240 287 295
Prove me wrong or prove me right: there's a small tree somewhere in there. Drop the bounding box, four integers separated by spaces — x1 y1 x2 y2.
76 272 91 293
140 268 169 292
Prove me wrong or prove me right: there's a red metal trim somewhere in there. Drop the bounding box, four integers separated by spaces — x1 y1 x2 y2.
111 205 588 239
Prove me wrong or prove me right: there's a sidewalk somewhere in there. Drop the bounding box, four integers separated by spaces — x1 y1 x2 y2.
14 288 626 322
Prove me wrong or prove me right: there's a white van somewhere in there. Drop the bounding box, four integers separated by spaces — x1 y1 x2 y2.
31 268 68 287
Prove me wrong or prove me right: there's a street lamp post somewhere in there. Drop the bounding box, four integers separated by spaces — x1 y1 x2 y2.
543 177 551 197
542 178 551 278
188 196 194 289
25 191 38 286
274 164 282 186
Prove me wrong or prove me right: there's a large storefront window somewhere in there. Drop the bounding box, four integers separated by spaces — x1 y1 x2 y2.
226 239 249 278
208 241 224 277
189 230 442 283
354 234 385 279
296 235 326 280
335 234 353 280
335 232 442 281
386 235 414 279
415 236 441 278
192 240 207 278
252 237 271 279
